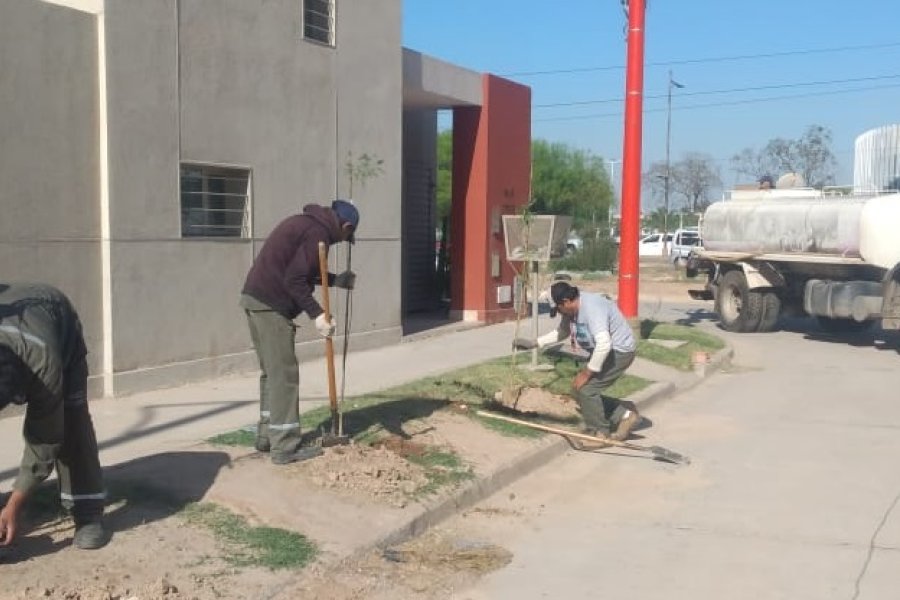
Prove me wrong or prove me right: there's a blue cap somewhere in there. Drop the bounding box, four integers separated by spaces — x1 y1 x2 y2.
331 199 359 242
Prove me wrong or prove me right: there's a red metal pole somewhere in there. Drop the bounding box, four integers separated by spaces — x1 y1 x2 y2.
617 0 646 318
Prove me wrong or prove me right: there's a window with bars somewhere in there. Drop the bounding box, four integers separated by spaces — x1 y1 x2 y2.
303 0 334 46
180 164 251 238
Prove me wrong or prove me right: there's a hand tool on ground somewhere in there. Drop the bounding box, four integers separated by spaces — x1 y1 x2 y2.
476 410 690 465
318 241 350 447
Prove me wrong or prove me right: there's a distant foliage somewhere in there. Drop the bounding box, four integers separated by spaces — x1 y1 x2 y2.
551 237 618 272
435 132 614 234
730 124 837 188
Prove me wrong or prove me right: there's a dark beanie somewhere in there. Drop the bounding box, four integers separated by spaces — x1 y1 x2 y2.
331 199 359 243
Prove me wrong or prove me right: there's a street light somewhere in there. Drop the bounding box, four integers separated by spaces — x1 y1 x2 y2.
664 70 684 254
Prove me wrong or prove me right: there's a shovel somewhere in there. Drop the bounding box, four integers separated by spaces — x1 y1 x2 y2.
476 410 690 465
318 242 350 447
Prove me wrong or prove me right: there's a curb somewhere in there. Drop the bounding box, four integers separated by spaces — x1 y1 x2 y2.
268 343 734 596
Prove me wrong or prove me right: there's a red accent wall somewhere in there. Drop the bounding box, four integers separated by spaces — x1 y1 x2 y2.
450 75 531 323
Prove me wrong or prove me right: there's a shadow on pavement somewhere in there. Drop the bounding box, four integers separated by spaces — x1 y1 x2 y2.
2 450 230 564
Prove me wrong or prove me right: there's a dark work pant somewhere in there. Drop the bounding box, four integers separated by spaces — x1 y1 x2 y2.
573 350 635 434
244 307 303 457
58 356 105 522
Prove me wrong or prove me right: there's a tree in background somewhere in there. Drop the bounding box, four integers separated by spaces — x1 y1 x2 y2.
530 140 613 234
671 152 722 213
435 131 453 219
642 153 721 217
731 124 837 188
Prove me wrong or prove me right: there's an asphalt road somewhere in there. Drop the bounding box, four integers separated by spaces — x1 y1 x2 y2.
447 310 900 600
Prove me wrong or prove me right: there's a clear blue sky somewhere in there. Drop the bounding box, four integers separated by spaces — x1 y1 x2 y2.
403 0 900 198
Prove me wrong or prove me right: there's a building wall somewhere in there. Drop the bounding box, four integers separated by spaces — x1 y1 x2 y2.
101 0 403 394
3 0 403 396
450 75 531 323
0 1 104 394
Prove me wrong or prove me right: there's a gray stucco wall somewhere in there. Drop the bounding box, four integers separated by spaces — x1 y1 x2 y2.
0 2 104 384
103 0 403 392
2 0 404 397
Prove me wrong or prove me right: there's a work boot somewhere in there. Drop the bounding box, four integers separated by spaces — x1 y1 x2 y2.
610 406 642 442
271 446 323 465
73 519 110 550
255 438 271 453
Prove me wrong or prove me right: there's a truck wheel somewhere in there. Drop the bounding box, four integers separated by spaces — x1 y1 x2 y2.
715 270 763 332
816 317 873 333
756 291 782 332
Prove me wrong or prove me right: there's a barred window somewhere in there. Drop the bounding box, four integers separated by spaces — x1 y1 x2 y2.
180 164 251 238
303 0 334 46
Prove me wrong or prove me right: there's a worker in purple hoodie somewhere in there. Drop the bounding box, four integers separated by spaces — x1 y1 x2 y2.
240 200 359 465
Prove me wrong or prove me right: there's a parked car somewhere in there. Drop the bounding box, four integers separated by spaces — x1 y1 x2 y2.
669 227 701 264
566 231 584 255
638 232 673 256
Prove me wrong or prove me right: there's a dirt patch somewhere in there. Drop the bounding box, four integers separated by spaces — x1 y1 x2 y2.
494 385 580 419
0 506 296 600
1 402 551 599
290 442 430 507
283 530 513 600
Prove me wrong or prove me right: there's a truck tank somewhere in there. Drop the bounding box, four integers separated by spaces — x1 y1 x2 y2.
702 192 900 269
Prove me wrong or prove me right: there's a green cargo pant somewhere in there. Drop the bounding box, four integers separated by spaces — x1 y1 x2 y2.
573 350 635 435
241 295 303 458
59 356 105 523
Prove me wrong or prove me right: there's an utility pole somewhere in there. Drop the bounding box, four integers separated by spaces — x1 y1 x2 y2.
664 70 684 255
618 0 646 320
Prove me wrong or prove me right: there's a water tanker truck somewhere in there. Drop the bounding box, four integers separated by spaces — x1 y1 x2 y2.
686 188 900 333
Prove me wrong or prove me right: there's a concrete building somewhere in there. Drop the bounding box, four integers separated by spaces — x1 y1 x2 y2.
0 0 531 398
854 124 900 193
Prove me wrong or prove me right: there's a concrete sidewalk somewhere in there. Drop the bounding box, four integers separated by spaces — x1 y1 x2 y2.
0 314 730 537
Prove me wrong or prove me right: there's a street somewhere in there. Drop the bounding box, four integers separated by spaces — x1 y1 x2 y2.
441 311 900 600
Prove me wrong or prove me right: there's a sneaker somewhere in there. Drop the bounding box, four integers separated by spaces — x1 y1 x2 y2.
271 446 323 465
73 520 110 550
255 438 271 453
610 407 641 442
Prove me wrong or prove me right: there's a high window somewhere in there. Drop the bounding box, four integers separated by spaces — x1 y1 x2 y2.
303 0 335 46
180 164 251 238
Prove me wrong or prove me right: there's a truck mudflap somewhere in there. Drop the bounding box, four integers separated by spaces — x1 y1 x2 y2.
688 289 714 300
882 265 900 330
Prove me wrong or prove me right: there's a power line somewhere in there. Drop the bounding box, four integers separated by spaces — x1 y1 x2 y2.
535 74 900 108
507 40 900 77
533 82 900 123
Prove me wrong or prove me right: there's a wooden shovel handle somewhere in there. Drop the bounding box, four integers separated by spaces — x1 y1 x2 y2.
318 242 338 420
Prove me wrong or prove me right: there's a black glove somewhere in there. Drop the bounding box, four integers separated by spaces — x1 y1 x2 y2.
333 270 356 290
512 337 537 350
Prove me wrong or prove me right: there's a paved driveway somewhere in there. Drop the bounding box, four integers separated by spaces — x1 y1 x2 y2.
450 312 900 600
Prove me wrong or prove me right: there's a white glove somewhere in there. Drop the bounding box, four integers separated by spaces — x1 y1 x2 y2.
315 313 336 338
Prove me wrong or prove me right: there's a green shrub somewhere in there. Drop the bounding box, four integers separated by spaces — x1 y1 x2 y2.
552 237 617 272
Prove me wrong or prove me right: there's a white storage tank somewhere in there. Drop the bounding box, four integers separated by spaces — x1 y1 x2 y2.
702 192 900 269
854 124 900 193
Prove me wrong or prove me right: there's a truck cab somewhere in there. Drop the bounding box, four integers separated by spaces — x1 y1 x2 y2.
670 227 701 265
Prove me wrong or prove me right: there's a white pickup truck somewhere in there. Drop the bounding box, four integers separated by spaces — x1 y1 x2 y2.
669 227 701 265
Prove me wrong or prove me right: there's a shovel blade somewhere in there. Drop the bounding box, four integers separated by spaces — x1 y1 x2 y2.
649 445 691 465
